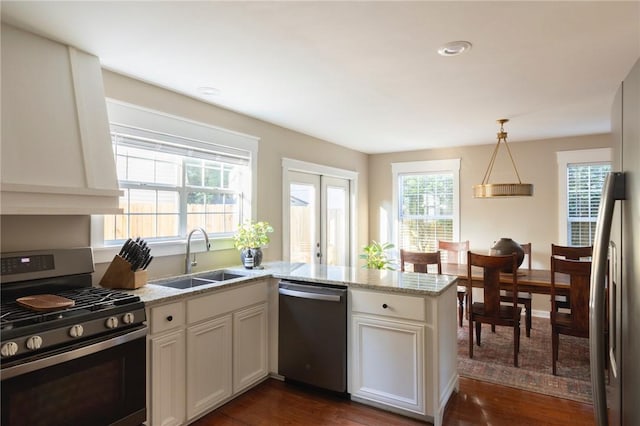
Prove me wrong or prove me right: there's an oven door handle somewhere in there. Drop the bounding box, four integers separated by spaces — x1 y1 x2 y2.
1 327 147 380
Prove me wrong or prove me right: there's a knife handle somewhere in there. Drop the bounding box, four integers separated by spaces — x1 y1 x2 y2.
142 256 153 270
119 238 132 257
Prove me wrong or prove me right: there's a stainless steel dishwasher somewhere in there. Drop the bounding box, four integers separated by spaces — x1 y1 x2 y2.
278 280 347 393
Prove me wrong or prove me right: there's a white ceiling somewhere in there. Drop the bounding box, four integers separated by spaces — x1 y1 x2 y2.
2 1 639 154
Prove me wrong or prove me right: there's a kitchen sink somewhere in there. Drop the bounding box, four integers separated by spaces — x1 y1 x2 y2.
153 270 247 290
153 277 218 290
195 271 246 282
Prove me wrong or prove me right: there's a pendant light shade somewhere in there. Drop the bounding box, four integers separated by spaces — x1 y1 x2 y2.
473 119 534 198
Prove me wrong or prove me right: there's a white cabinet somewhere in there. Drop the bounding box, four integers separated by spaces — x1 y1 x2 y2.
186 315 232 419
149 302 186 426
233 304 268 394
349 286 458 426
351 314 425 413
147 279 269 425
1 24 120 214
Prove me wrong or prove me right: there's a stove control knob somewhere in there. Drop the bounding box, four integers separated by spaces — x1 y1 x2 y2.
1 342 19 357
69 324 84 338
26 336 43 351
122 312 135 325
105 316 119 329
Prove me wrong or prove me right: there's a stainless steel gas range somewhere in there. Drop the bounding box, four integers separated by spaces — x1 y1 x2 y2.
0 247 147 426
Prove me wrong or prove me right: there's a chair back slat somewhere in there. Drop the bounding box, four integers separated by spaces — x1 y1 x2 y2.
482 267 503 317
400 250 442 274
438 240 469 264
551 244 593 260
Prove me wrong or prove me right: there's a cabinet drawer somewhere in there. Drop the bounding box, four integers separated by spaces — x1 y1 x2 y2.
187 280 268 324
351 289 425 322
150 301 185 334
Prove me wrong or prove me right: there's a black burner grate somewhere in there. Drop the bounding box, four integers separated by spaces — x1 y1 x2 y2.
0 287 140 331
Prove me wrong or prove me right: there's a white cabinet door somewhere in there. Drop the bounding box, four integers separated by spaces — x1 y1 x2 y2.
186 315 233 421
233 303 268 394
150 330 186 426
351 314 425 415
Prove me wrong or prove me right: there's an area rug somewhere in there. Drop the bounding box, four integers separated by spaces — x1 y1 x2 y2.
457 317 593 404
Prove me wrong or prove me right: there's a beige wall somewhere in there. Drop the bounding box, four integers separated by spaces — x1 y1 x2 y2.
0 66 611 306
368 133 611 312
0 70 369 281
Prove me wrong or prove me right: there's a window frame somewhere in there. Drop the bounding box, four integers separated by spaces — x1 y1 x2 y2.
556 148 611 246
391 159 461 254
91 100 259 264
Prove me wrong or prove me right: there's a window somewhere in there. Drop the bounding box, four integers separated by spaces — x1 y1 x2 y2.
557 149 611 246
92 101 258 258
392 159 460 253
566 162 611 245
104 128 248 242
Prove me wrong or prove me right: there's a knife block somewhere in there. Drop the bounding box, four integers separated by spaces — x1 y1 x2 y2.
100 255 148 289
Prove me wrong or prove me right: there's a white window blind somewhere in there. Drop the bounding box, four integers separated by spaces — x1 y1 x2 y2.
393 159 460 255
398 172 454 252
104 125 250 243
566 162 611 246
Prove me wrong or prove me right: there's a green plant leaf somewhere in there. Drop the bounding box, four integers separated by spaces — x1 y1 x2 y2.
233 219 274 250
361 240 396 270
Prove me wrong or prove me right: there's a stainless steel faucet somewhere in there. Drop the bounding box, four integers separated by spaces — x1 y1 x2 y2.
185 227 211 274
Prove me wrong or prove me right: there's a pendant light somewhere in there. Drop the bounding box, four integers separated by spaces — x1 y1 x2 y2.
473 119 534 198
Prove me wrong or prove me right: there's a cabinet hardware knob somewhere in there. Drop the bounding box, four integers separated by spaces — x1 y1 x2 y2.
167 315 173 322
382 303 388 309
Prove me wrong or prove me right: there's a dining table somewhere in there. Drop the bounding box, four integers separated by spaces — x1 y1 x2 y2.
441 262 571 297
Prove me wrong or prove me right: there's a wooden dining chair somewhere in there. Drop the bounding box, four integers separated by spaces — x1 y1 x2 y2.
468 251 521 367
551 244 593 260
550 256 591 375
438 240 470 327
551 244 593 310
400 249 442 274
498 242 533 337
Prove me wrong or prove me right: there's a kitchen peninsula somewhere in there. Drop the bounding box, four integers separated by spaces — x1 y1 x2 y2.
128 262 459 426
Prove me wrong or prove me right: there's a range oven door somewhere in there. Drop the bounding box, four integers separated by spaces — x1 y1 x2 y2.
1 326 147 426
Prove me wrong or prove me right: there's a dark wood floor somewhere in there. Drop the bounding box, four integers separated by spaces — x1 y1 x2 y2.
190 377 595 426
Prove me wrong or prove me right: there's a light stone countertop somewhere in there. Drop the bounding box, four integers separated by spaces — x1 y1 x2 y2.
123 261 459 307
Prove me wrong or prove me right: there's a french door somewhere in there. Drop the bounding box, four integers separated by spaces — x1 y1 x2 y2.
285 170 350 266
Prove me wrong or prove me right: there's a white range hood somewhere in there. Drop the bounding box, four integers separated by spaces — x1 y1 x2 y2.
1 24 121 215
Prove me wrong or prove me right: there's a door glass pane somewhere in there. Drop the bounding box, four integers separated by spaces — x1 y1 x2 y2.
326 186 347 265
290 183 316 263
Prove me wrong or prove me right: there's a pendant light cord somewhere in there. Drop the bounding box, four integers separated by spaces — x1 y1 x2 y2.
480 120 523 185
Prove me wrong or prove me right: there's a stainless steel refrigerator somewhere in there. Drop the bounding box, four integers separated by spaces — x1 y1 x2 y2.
590 57 639 426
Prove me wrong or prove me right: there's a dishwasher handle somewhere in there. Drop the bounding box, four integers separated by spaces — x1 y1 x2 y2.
278 287 342 302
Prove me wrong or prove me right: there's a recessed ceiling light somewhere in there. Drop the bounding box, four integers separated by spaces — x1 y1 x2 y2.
198 86 221 96
437 41 472 57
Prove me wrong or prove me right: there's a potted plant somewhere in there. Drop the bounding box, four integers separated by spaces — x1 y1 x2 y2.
233 220 274 268
360 241 396 270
